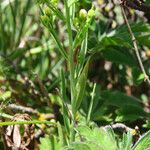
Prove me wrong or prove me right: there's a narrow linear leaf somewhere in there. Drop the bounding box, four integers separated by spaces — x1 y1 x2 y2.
48 23 68 60
45 0 65 22
121 132 132 150
73 58 90 114
61 70 70 135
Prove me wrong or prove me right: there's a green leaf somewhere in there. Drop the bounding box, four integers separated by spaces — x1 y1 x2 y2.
116 104 148 122
77 32 88 76
115 23 150 46
96 127 117 150
39 136 52 150
94 22 150 59
101 46 136 67
73 59 90 114
90 101 113 122
68 0 79 7
45 0 65 22
132 130 150 150
76 126 102 150
132 67 145 85
0 91 11 101
73 14 93 49
47 23 68 60
61 70 70 135
101 90 147 121
120 132 132 150
57 122 65 147
101 90 142 108
77 126 117 150
71 142 91 150
39 135 61 150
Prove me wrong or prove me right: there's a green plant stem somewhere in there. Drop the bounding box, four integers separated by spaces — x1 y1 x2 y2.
8 0 17 47
64 0 73 48
64 0 75 96
16 0 31 46
0 120 56 126
64 0 75 115
87 83 96 125
64 0 76 142
70 122 75 142
0 113 13 119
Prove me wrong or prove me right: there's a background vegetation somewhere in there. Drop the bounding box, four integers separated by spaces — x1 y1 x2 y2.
0 0 150 149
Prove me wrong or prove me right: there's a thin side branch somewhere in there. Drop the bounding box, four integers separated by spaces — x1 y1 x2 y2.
121 0 150 13
104 123 140 136
104 123 133 132
119 1 150 85
7 104 38 114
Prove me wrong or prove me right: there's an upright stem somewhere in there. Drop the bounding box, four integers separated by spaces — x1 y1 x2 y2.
64 0 75 114
64 0 76 142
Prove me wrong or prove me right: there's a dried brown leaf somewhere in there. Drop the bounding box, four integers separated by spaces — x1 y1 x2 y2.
4 114 35 150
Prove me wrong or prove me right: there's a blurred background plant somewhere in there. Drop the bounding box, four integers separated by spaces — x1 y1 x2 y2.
0 0 150 149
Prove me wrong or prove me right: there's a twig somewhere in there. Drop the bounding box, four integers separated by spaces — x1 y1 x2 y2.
121 0 150 13
7 104 55 119
105 123 132 132
7 104 38 114
104 123 139 134
119 0 150 85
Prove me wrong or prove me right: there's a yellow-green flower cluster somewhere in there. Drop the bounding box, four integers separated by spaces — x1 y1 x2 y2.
74 6 95 30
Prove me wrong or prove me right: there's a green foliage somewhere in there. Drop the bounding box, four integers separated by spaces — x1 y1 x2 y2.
76 126 117 150
0 0 150 149
120 132 132 150
39 135 61 150
39 125 149 150
0 91 11 101
73 59 90 114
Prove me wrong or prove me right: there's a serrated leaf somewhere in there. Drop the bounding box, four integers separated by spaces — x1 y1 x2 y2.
39 135 61 150
39 136 52 150
77 126 117 150
71 142 91 150
120 132 132 150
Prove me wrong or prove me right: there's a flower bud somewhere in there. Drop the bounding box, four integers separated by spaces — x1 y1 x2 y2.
51 0 58 7
44 7 51 17
79 9 87 20
73 18 80 29
88 9 95 18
